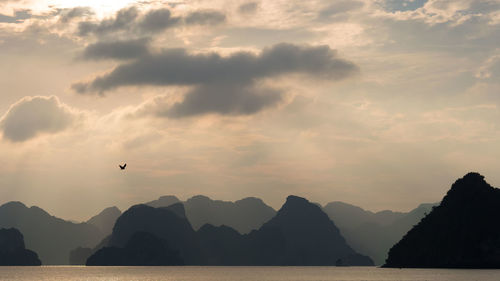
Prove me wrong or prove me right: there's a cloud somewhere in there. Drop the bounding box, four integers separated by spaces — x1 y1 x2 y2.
0 96 79 142
0 10 31 23
78 6 139 36
77 6 226 37
137 8 180 32
162 84 282 117
73 43 358 117
317 1 364 20
58 7 94 23
74 43 358 92
238 2 259 15
475 51 500 79
384 0 428 12
81 38 150 60
184 10 226 25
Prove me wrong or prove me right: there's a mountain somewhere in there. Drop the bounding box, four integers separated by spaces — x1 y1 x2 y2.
145 196 181 208
86 232 183 266
86 206 122 236
384 172 500 268
0 228 41 266
323 201 436 265
197 224 250 265
245 196 373 265
0 202 103 264
90 195 373 266
146 195 276 234
106 203 202 264
323 202 405 230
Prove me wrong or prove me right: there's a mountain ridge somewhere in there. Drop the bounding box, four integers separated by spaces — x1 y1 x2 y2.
88 195 373 266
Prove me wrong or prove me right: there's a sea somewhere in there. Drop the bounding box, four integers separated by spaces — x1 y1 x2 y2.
0 266 498 281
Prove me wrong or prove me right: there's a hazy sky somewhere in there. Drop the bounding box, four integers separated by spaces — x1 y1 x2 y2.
1 0 500 221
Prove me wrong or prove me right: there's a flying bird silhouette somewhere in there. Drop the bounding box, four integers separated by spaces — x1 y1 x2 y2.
119 163 127 170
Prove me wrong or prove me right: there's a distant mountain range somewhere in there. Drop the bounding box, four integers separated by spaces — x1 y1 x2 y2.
384 173 500 268
0 194 436 265
2 173 499 267
0 202 105 264
87 195 373 266
323 201 436 264
145 194 435 265
146 195 276 234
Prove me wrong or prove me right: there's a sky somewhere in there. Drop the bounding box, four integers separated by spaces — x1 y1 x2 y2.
0 0 500 221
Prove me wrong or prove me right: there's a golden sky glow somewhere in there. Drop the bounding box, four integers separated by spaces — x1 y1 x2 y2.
1 0 500 221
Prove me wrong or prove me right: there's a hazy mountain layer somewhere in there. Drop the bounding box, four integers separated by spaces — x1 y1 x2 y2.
89 195 373 266
323 201 436 264
146 195 276 234
0 202 103 264
86 206 122 236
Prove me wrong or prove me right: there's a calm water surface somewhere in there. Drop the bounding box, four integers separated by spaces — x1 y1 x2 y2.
0 266 498 281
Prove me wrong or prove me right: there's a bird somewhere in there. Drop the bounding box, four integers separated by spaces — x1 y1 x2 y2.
119 163 127 170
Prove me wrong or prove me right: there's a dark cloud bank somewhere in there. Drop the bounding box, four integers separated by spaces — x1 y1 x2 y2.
78 7 226 37
82 38 150 60
73 43 358 117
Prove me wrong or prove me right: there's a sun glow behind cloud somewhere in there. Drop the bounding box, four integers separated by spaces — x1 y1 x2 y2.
31 0 139 17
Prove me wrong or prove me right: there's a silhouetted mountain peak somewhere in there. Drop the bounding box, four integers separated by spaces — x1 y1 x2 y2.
442 172 493 206
1 201 27 210
285 195 308 203
109 204 195 248
187 195 212 204
160 202 186 218
103 206 120 215
250 195 373 266
87 206 122 236
29 206 50 215
106 203 201 264
278 195 325 218
384 172 500 268
449 172 489 191
127 204 148 212
235 197 265 205
158 195 180 202
0 201 58 223
145 195 180 208
192 195 210 200
88 207 121 220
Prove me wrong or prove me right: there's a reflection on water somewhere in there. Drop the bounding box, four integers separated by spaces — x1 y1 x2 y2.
0 266 499 281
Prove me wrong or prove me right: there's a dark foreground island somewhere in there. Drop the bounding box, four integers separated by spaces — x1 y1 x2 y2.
384 172 500 268
0 228 41 265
